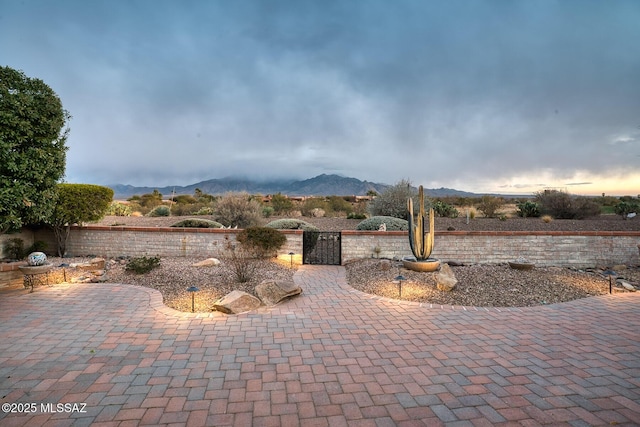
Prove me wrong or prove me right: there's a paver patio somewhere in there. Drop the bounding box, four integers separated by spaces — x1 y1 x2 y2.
0 265 639 426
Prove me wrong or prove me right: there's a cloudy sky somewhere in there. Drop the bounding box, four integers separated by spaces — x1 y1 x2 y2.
2 0 639 195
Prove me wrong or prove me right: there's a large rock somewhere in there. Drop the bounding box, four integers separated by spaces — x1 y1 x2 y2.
255 280 302 306
192 258 221 267
436 263 458 292
213 290 262 314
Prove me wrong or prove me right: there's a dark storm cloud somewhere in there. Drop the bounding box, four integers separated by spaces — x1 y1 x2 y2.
1 0 639 194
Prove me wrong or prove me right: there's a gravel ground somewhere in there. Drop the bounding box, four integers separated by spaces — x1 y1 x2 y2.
345 258 639 307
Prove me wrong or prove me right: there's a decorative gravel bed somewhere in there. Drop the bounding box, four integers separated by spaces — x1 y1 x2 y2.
345 259 639 307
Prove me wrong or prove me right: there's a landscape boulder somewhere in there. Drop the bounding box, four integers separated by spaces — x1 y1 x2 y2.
255 280 302 306
213 290 262 314
436 263 458 292
192 258 221 267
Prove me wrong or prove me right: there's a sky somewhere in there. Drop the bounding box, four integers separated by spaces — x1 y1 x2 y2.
1 0 639 196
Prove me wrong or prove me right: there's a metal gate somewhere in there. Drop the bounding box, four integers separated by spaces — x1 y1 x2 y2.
302 231 341 265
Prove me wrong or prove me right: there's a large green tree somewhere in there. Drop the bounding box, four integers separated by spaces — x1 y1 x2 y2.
49 184 114 256
0 66 70 233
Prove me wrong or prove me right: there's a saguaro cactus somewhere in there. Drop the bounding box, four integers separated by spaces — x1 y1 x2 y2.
407 185 434 261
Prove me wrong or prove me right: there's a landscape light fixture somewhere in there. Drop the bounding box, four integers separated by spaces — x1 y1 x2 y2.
289 252 295 268
187 286 200 312
395 275 406 298
602 270 616 294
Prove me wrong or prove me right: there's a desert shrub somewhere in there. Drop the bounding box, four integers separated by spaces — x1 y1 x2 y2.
368 179 424 219
262 206 274 217
236 226 287 258
301 197 329 216
433 201 459 218
194 206 215 215
535 190 600 219
516 201 541 218
466 207 477 220
499 214 508 221
265 218 319 232
130 190 163 209
347 212 367 219
147 205 171 217
3 238 25 260
476 195 503 218
221 239 258 283
541 215 553 223
356 216 408 231
107 201 132 216
270 193 293 215
327 196 353 215
215 192 263 228
614 201 639 219
171 218 223 228
125 256 161 274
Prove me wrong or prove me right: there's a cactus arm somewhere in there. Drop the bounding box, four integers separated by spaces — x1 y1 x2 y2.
407 186 436 261
407 197 417 256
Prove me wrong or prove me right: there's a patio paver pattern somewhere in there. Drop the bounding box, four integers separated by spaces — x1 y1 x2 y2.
1 265 639 426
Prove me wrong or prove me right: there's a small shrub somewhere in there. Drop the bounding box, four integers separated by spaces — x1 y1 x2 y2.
221 240 258 283
368 179 423 219
171 218 223 228
194 206 215 215
356 216 408 231
476 195 503 218
107 201 132 216
3 238 25 260
215 192 263 228
467 208 476 219
147 205 171 217
265 218 319 232
614 201 639 219
516 201 541 218
347 212 367 219
499 214 508 221
125 256 161 274
262 206 274 218
236 226 287 258
541 215 553 223
270 193 293 215
433 201 459 218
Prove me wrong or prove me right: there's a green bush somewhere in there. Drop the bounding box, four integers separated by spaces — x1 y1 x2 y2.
236 226 287 258
147 205 171 217
516 201 541 218
3 238 24 260
614 201 639 219
106 201 132 216
368 179 421 219
535 190 601 219
327 196 353 215
270 193 293 215
433 201 459 218
26 240 48 254
194 206 215 215
476 195 503 218
215 192 263 228
301 197 329 216
356 216 408 231
262 206 275 218
125 256 161 274
347 212 367 219
170 218 223 228
265 218 319 232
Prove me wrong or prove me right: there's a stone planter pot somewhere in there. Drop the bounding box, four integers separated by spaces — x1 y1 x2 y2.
402 257 441 272
508 261 535 271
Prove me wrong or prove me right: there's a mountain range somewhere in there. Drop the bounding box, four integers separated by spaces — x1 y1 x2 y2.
109 174 480 199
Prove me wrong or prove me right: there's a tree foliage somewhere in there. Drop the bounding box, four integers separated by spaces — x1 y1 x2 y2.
0 66 70 233
49 184 113 256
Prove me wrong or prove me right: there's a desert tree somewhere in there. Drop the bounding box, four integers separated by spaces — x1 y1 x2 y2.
0 66 70 234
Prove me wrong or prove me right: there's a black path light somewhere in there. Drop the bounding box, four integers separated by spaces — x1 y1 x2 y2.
187 286 200 312
395 275 406 298
602 270 616 294
289 252 295 268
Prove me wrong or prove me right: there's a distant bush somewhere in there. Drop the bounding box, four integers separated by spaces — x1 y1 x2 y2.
301 198 329 217
433 201 459 218
107 201 132 216
347 212 367 219
215 192 263 228
147 205 171 217
194 206 215 215
516 201 541 218
541 215 553 223
535 190 600 219
614 201 639 219
476 196 503 218
125 256 160 274
368 179 422 219
3 238 25 260
262 206 274 218
265 218 319 232
270 193 293 215
356 216 408 231
171 218 223 228
236 226 287 258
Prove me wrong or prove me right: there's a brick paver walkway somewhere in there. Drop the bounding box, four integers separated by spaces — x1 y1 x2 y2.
1 265 639 426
